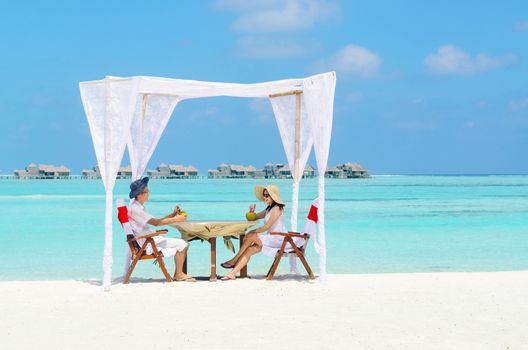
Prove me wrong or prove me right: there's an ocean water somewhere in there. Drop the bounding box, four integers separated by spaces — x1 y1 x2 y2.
0 176 527 281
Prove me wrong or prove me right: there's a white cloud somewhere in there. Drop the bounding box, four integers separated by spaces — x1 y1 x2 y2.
477 100 489 110
315 44 382 78
216 0 339 33
249 98 274 124
424 45 517 75
236 36 309 58
508 98 528 111
396 119 437 131
214 0 280 11
514 21 528 32
190 107 232 123
345 91 364 104
249 98 271 113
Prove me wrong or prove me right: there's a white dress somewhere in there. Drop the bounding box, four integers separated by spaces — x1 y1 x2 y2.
258 209 304 257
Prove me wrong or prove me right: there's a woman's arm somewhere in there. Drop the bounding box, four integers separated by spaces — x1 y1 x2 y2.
256 209 267 220
250 207 281 234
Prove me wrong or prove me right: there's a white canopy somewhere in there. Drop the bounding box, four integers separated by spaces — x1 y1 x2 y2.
80 72 336 290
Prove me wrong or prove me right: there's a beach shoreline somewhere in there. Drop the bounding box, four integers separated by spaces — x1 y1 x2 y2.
1 271 526 349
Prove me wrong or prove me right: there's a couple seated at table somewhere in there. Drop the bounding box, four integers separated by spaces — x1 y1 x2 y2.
220 184 304 281
127 177 196 282
128 177 299 282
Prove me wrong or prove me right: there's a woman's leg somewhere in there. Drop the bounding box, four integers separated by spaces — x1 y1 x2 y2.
224 233 261 265
226 245 262 279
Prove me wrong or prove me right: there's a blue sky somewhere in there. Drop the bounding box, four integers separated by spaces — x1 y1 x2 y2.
1 0 527 175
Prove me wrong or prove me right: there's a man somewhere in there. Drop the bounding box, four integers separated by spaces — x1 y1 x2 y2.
128 177 195 282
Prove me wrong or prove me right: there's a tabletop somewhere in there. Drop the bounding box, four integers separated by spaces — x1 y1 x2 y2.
169 220 259 241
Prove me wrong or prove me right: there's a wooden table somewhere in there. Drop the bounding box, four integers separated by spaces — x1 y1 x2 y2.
169 220 259 281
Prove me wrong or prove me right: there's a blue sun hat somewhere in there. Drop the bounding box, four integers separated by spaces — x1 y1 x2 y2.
129 177 149 199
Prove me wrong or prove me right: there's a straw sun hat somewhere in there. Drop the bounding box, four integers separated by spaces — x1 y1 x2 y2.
254 184 285 205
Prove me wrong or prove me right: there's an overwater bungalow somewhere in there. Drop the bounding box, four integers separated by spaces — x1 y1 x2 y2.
82 166 101 179
325 163 370 178
324 166 343 179
117 165 132 179
208 164 257 178
147 163 199 179
338 163 370 178
14 163 71 179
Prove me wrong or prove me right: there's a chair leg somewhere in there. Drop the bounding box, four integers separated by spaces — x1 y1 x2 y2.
150 241 172 282
265 262 275 279
157 256 172 282
123 240 150 284
266 238 289 281
123 256 139 284
266 254 281 280
291 244 315 279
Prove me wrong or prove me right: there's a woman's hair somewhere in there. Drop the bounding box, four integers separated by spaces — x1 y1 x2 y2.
266 201 285 212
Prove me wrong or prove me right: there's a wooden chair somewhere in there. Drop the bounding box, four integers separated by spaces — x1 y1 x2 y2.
123 230 173 284
116 199 173 284
266 231 315 280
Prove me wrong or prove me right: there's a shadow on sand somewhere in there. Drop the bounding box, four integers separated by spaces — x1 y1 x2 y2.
80 273 316 286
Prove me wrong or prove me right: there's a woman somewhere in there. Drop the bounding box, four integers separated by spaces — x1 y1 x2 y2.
221 184 299 281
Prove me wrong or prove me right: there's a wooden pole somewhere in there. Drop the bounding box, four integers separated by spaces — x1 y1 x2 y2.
269 90 303 99
294 92 301 181
140 94 148 123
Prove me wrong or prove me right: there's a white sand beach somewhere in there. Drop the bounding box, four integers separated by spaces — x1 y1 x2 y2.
1 271 527 350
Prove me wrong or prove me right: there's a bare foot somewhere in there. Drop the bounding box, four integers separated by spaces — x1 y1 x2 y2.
220 275 236 281
174 273 194 281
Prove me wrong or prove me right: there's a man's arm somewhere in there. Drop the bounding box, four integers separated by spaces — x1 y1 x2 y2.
147 214 186 227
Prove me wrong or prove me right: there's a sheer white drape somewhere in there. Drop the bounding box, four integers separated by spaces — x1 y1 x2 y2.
303 72 336 283
128 94 180 180
269 94 313 273
80 72 335 290
80 77 140 291
121 94 179 274
269 94 313 230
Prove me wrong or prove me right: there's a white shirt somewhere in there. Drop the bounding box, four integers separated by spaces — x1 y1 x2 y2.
128 199 154 249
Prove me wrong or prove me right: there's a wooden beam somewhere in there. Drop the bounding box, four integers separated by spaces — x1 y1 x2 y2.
140 92 180 98
269 90 303 99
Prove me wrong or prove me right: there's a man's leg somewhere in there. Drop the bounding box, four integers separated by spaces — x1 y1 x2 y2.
173 246 191 280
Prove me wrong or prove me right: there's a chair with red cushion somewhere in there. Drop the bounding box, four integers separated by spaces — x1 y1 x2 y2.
117 198 172 283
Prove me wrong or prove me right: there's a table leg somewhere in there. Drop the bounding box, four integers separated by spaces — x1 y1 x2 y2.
210 237 217 281
239 234 247 278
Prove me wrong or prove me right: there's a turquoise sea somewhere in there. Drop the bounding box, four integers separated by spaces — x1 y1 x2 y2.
1 176 527 281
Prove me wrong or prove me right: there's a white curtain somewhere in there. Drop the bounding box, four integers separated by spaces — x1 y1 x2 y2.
128 94 180 180
303 72 336 283
80 77 140 291
121 94 179 275
269 94 313 273
269 95 313 228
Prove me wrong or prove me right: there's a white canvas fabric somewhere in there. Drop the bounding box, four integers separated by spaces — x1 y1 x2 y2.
79 72 336 289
